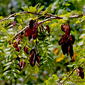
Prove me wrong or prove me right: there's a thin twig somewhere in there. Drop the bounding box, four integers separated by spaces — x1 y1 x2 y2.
60 62 85 84
70 14 83 18
62 68 76 83
38 16 63 24
13 26 29 40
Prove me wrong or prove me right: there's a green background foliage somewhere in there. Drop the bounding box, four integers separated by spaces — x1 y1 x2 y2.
0 0 85 85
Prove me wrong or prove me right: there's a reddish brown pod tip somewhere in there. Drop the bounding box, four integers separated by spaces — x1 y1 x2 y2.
18 61 26 70
36 54 41 64
76 67 84 79
61 24 70 35
68 35 75 44
46 25 50 33
15 47 21 52
13 42 18 48
29 49 36 66
32 32 38 39
58 34 68 45
30 49 36 57
29 55 36 67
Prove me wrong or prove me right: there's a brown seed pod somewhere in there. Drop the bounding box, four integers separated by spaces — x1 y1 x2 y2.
13 42 18 48
29 55 36 67
20 32 25 38
58 34 69 45
29 20 36 29
59 34 75 59
46 25 50 33
76 67 84 79
18 61 26 70
30 49 36 56
32 32 38 39
29 49 36 66
61 24 70 35
15 47 21 52
36 54 41 64
61 44 68 55
71 53 76 62
25 27 33 37
24 46 29 54
68 35 75 44
68 45 74 60
58 34 69 55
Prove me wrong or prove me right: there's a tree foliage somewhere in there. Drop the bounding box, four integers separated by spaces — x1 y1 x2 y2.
0 0 85 85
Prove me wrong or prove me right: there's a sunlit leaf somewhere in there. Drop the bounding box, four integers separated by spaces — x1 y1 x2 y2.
56 54 65 62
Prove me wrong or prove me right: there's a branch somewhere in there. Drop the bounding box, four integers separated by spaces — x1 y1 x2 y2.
13 13 84 40
13 16 63 40
0 11 84 22
0 11 42 22
38 16 63 24
0 11 84 39
0 11 62 22
70 14 83 18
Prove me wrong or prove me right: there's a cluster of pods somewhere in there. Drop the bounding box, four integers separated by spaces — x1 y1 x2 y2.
17 48 41 70
12 20 49 68
11 19 84 79
58 24 75 62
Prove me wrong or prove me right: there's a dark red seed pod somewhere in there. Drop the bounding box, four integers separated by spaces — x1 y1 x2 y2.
37 56 40 64
46 25 50 33
18 61 26 70
30 49 36 56
32 33 38 39
32 25 38 32
29 49 36 66
20 32 25 38
76 67 84 79
24 46 29 54
58 34 68 45
28 35 32 40
61 24 70 35
29 20 36 29
15 47 21 52
67 45 75 62
36 55 41 64
25 27 32 37
13 42 18 48
68 45 74 57
29 55 36 67
61 44 68 55
68 35 75 44
59 34 75 58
